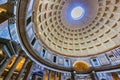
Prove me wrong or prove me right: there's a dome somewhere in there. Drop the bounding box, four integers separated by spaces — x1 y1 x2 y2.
17 0 120 72
33 0 120 57
1 0 120 79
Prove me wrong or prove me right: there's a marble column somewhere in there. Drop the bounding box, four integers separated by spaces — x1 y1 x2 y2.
91 71 98 80
43 70 49 80
4 55 22 80
48 70 51 80
0 58 12 76
23 61 34 80
16 58 30 80
55 72 57 80
71 71 75 80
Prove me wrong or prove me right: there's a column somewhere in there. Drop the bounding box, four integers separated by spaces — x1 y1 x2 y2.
55 72 61 80
60 73 64 80
0 58 12 76
91 71 98 80
4 55 22 80
71 71 75 80
59 73 61 80
48 70 51 80
23 61 34 80
43 70 46 80
43 70 49 80
16 58 30 80
55 72 57 80
51 71 55 80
